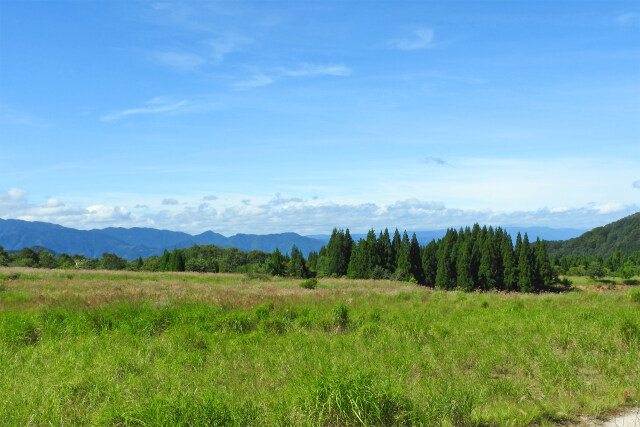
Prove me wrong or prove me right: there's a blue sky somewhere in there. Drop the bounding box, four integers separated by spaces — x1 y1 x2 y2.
1 0 639 235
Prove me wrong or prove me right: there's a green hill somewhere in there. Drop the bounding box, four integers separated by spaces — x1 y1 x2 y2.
545 211 640 258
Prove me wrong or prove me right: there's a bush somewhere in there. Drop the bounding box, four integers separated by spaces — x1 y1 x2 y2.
628 288 640 304
333 304 350 330
299 278 318 290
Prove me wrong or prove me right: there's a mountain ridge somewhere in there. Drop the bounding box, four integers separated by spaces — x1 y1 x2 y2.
0 219 324 260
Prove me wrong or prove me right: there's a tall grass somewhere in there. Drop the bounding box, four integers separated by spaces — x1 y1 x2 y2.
0 268 638 425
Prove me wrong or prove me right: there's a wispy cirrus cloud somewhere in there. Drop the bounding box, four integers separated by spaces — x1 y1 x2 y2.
233 73 274 89
206 35 251 62
278 63 352 77
392 27 436 50
152 51 206 71
234 63 351 89
101 97 188 122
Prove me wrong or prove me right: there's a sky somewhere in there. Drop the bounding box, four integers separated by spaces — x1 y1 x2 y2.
1 0 639 235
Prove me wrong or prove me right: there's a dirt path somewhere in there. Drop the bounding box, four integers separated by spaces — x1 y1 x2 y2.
597 407 640 426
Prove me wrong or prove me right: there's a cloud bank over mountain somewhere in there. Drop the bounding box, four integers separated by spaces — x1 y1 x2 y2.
1 188 636 236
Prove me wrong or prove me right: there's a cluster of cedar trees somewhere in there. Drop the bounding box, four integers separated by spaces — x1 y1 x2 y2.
305 225 555 292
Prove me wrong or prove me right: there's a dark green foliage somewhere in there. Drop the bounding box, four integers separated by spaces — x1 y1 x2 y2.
435 229 457 290
166 249 186 272
421 240 438 287
517 234 535 292
299 278 318 289
0 245 9 266
324 228 353 276
267 248 287 276
287 245 309 278
408 233 425 285
456 240 474 291
13 247 39 267
501 234 517 291
533 238 554 286
587 260 605 279
546 211 640 258
99 253 127 271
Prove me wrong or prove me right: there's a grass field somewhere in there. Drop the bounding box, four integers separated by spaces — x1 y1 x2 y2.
1 268 639 426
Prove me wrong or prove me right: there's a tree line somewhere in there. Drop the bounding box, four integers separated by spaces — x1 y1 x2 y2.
4 224 638 291
552 250 640 279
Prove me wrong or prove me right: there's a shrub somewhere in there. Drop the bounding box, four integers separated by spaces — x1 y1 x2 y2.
628 288 640 304
299 278 318 289
333 304 350 330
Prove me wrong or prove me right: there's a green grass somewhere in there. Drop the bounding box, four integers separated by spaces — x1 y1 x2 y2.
1 268 639 426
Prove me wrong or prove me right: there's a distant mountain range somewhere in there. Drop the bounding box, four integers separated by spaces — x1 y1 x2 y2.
0 218 590 261
0 219 324 260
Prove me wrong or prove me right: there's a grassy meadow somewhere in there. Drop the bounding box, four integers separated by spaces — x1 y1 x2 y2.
1 268 639 426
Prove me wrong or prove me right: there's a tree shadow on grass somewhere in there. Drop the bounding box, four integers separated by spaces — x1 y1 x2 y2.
622 279 640 286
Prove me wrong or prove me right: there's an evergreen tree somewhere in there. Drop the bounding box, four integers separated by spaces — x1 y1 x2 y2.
347 241 369 279
287 245 308 278
501 233 517 291
267 248 287 276
391 228 402 271
395 231 411 280
378 228 393 272
306 251 319 272
456 239 474 291
408 233 425 284
158 249 170 271
533 238 553 289
435 229 457 289
365 229 380 270
514 232 523 260
518 233 535 292
167 249 185 271
421 240 438 287
326 228 351 276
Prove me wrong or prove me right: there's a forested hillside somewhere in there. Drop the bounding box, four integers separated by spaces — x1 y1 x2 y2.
545 212 640 258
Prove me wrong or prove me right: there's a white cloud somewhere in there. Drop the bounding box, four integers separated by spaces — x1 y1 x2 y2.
393 27 436 50
101 97 188 121
153 51 206 70
2 189 638 235
234 63 351 89
592 202 625 214
633 180 640 189
206 35 251 62
233 74 274 89
279 64 352 77
202 195 218 201
161 198 179 205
